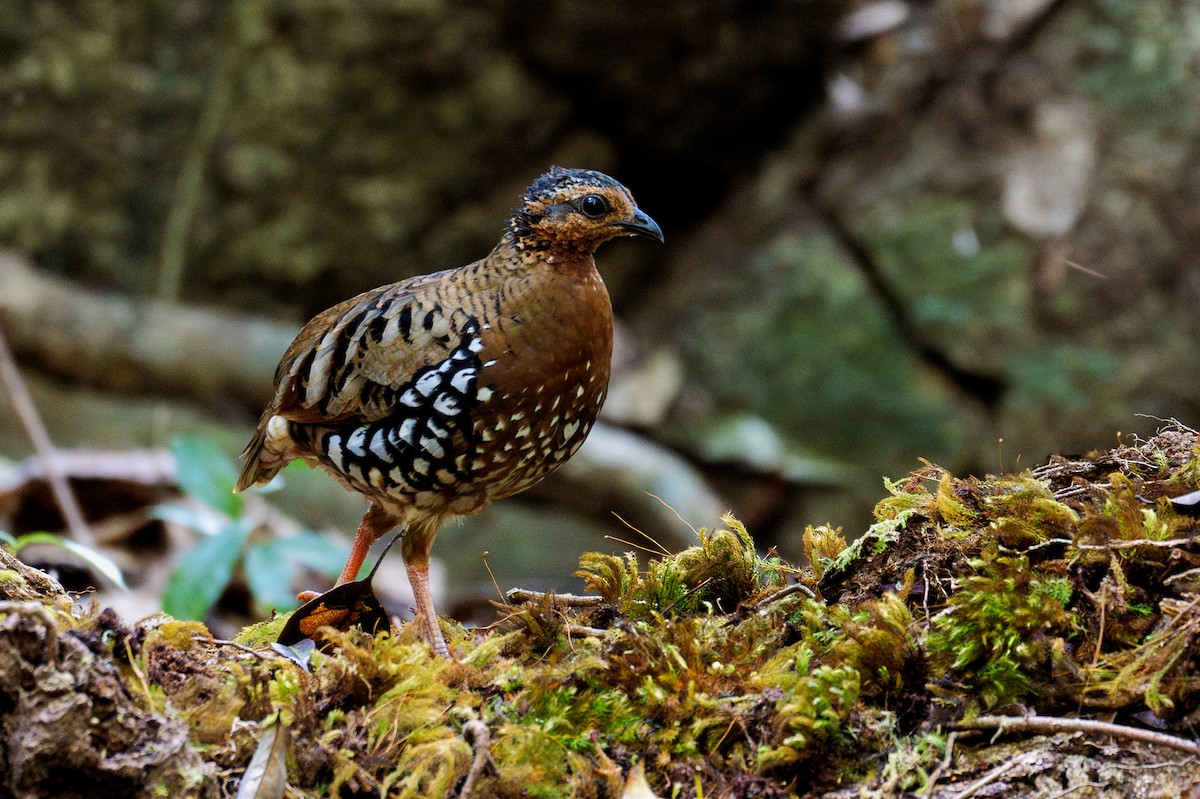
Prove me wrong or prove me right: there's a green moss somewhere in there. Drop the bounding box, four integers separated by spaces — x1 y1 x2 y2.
13 421 1198 796
926 554 1079 709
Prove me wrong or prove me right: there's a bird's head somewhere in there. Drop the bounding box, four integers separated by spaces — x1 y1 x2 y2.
508 167 663 255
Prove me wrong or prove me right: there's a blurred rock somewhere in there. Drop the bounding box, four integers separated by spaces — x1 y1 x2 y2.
1003 100 1097 239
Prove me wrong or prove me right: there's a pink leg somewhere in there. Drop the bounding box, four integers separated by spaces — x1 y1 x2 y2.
401 516 451 658
405 556 451 659
297 503 397 602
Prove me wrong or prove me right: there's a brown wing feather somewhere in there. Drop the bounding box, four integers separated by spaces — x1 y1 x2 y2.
270 268 476 425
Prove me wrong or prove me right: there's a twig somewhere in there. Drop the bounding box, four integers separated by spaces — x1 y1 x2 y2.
156 0 257 302
0 325 94 546
920 731 957 797
747 581 816 613
1073 537 1197 551
954 715 1200 758
505 589 605 607
458 720 495 799
951 759 1018 799
199 636 279 662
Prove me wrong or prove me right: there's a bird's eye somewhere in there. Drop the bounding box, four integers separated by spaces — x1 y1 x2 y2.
578 194 610 218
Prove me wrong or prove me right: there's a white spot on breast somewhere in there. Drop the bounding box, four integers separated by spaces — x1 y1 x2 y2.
562 420 580 441
469 337 485 353
420 436 445 459
347 428 368 457
326 434 345 471
476 387 493 402
516 426 531 438
450 368 476 393
575 386 585 399
369 430 392 461
433 393 460 415
415 371 441 396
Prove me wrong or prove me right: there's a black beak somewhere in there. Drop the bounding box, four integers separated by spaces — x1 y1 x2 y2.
613 208 664 243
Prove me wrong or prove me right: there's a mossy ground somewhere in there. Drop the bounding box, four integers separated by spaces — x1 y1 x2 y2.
4 422 1200 797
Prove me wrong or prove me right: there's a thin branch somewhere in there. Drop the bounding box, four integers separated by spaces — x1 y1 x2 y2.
747 581 816 613
457 720 495 799
951 759 1018 799
0 325 94 546
955 715 1200 758
156 0 257 302
505 589 605 607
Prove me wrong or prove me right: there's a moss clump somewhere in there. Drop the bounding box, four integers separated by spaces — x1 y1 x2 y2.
8 422 1200 797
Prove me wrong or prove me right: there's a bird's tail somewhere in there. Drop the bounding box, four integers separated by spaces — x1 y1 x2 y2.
234 422 286 493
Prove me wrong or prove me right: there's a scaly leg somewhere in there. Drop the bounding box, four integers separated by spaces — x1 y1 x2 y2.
402 516 451 658
404 555 451 658
297 502 398 602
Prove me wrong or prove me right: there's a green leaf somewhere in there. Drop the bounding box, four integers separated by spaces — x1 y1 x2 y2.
8 531 128 590
275 530 349 579
149 503 225 536
162 521 250 620
243 532 350 613
244 540 300 614
171 436 243 517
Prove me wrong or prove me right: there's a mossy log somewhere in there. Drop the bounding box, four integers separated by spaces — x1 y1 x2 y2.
3 424 1200 797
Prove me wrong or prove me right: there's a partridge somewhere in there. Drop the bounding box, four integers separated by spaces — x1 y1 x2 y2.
235 167 662 657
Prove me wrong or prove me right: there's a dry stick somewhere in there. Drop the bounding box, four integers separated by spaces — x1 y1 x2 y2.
458 720 495 799
920 731 958 797
0 325 94 546
955 715 1200 758
156 0 255 303
505 588 605 607
951 760 1019 799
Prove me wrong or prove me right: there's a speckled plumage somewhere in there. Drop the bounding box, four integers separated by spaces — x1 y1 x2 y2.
236 167 662 657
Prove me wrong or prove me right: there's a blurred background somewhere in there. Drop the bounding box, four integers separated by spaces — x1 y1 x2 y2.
1 0 1198 630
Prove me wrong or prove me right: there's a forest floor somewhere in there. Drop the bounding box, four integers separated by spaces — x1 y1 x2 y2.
3 422 1200 798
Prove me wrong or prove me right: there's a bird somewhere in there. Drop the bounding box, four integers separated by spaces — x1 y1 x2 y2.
235 167 663 657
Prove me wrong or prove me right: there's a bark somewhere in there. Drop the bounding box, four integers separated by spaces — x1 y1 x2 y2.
0 250 293 409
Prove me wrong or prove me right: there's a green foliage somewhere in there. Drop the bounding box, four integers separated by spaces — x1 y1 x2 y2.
171 436 244 518
161 435 348 619
0 529 127 590
575 513 787 620
162 518 251 620
35 421 1200 796
926 555 1078 709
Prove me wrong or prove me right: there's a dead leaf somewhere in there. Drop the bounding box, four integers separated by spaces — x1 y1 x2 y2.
235 716 289 799
276 530 402 646
620 762 663 799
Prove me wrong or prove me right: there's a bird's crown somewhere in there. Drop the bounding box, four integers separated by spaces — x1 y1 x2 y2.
506 167 662 254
